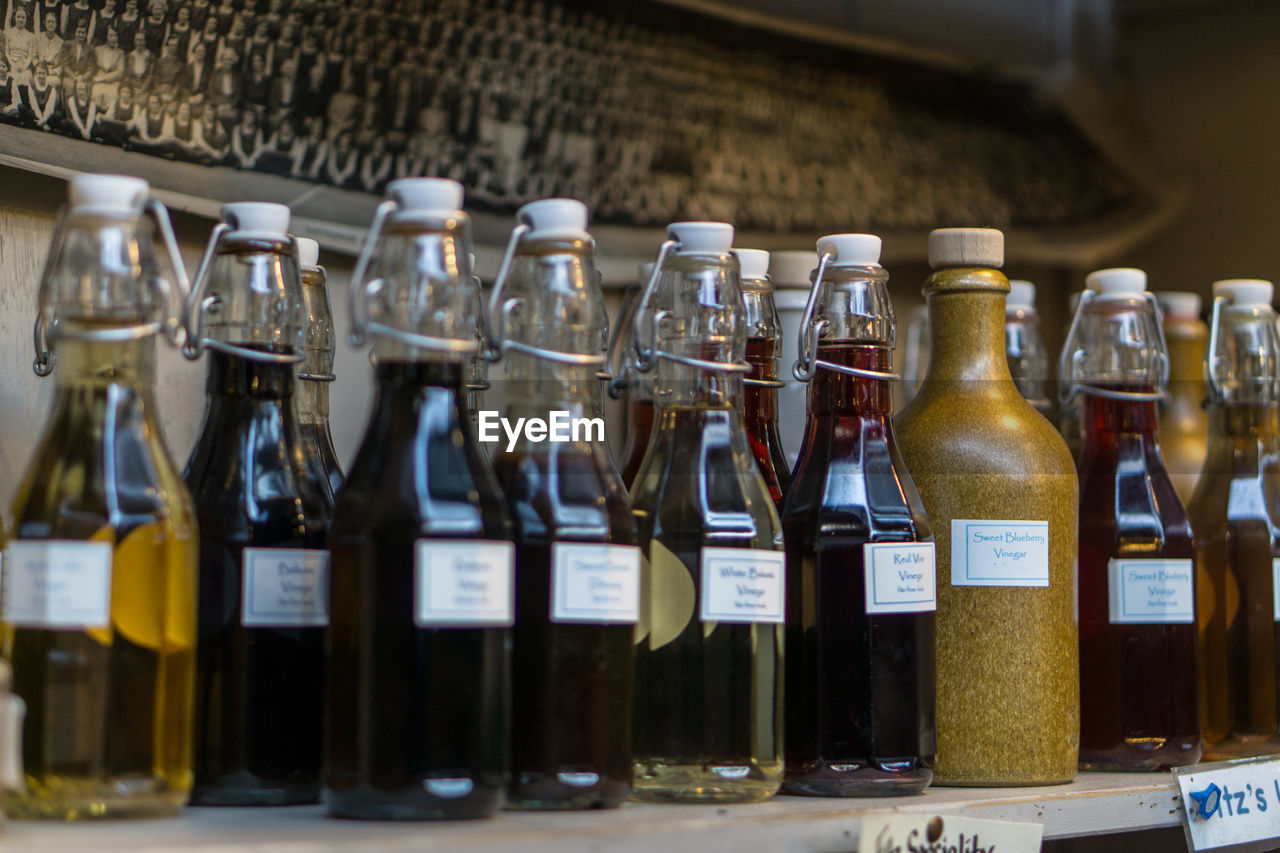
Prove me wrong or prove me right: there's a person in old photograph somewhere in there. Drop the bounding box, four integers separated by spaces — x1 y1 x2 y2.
181 38 210 98
91 0 117 44
139 0 166 55
96 77 136 144
58 20 97 86
195 104 228 162
257 116 302 176
18 61 61 130
317 127 358 187
359 135 393 192
92 22 124 105
167 98 204 161
61 0 96 43
5 7 37 84
129 88 169 152
62 73 97 138
228 107 263 168
114 0 141 52
35 10 64 68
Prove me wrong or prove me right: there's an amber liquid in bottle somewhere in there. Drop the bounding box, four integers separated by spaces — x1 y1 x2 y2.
5 334 197 818
745 336 791 510
619 398 654 489
1193 404 1280 758
298 381 344 497
495 445 635 809
326 361 510 820
185 348 332 805
1077 391 1201 769
782 343 935 795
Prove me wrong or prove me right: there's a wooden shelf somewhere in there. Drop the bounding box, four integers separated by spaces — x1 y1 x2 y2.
2 772 1185 851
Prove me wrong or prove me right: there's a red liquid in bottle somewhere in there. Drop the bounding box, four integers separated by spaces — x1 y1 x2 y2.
745 336 790 510
782 342 935 795
1077 390 1201 769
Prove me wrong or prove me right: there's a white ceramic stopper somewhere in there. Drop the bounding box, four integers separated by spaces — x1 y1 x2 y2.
69 173 148 216
221 202 290 240
1007 280 1036 309
928 227 1004 269
1154 291 1201 318
769 250 816 288
388 177 464 215
668 221 733 254
1213 279 1273 308
519 198 589 242
817 234 881 267
735 248 770 282
296 237 319 270
1086 267 1147 296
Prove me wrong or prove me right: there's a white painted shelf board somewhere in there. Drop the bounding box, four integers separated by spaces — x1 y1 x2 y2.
2 772 1184 851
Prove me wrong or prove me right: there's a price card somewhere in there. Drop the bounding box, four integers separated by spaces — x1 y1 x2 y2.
857 814 1042 853
1175 756 1280 851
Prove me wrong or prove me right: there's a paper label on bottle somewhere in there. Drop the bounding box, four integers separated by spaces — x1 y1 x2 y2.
2 541 112 629
857 814 1043 853
414 539 515 627
863 542 937 614
241 548 330 627
1108 558 1194 624
950 519 1050 587
551 542 641 624
1273 559 1280 622
699 547 785 624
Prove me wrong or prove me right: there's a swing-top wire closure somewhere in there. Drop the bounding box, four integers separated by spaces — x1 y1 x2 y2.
482 221 608 373
622 237 753 379
183 222 305 364
792 251 900 384
299 262 337 382
34 199 191 377
346 198 480 359
1057 288 1169 404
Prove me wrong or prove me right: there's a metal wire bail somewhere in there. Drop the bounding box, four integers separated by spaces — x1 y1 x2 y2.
792 251 832 382
629 238 678 374
483 221 528 362
348 198 397 349
1058 288 1168 403
32 209 70 376
1204 294 1229 403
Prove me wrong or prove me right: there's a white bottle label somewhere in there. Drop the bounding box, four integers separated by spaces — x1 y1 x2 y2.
241 548 330 627
1108 558 1194 624
2 541 112 629
699 547 785 624
950 519 1050 587
551 542 641 624
414 539 515 627
863 542 937 615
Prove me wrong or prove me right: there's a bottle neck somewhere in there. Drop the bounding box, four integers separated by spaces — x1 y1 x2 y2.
1082 391 1160 439
53 335 157 390
745 335 780 425
808 342 892 417
371 360 468 425
205 347 296 400
655 357 744 410
924 286 1014 383
1207 402 1280 440
296 376 331 426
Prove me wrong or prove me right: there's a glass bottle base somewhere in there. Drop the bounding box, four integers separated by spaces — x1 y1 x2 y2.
7 776 188 820
630 760 781 804
190 777 320 807
1079 736 1202 772
323 786 501 821
505 774 630 811
1203 735 1280 762
782 761 932 797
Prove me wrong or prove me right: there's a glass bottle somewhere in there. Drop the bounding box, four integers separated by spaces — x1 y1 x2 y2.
183 203 332 805
296 236 344 496
1191 279 1280 760
1156 292 1209 507
466 252 490 437
769 251 820 465
612 264 655 489
738 248 790 511
628 221 785 803
1058 291 1085 462
1062 267 1200 770
895 228 1079 786
326 178 513 821
783 234 935 796
485 198 638 809
3 174 198 818
1005 280 1052 418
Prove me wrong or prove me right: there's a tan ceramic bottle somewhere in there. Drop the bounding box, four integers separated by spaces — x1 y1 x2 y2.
895 228 1079 786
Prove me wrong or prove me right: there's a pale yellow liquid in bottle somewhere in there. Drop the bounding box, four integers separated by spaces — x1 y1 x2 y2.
2 332 197 819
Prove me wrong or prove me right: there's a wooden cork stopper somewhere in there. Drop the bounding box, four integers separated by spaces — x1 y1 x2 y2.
929 228 1004 270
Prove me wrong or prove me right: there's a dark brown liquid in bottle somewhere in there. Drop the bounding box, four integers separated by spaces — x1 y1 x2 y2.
494 443 635 809
300 420 344 497
325 360 511 820
782 343 935 795
1078 391 1201 770
185 348 332 805
619 398 654 490
1192 404 1280 758
745 336 790 510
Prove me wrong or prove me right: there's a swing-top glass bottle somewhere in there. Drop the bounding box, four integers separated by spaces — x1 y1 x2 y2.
296 236 344 496
738 248 790 510
627 221 785 803
2 174 198 818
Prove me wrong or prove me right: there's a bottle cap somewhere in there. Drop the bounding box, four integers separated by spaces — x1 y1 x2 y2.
1154 291 1201 318
387 177 464 218
518 197 589 242
1007 280 1036 309
69 173 149 217
1086 267 1147 296
817 233 881 267
928 228 1004 269
769 250 816 288
221 202 290 241
1213 279 1273 307
668 221 733 255
296 236 320 270
735 248 770 281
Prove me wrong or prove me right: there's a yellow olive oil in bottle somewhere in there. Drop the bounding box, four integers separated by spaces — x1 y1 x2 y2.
628 222 785 803
3 174 198 818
